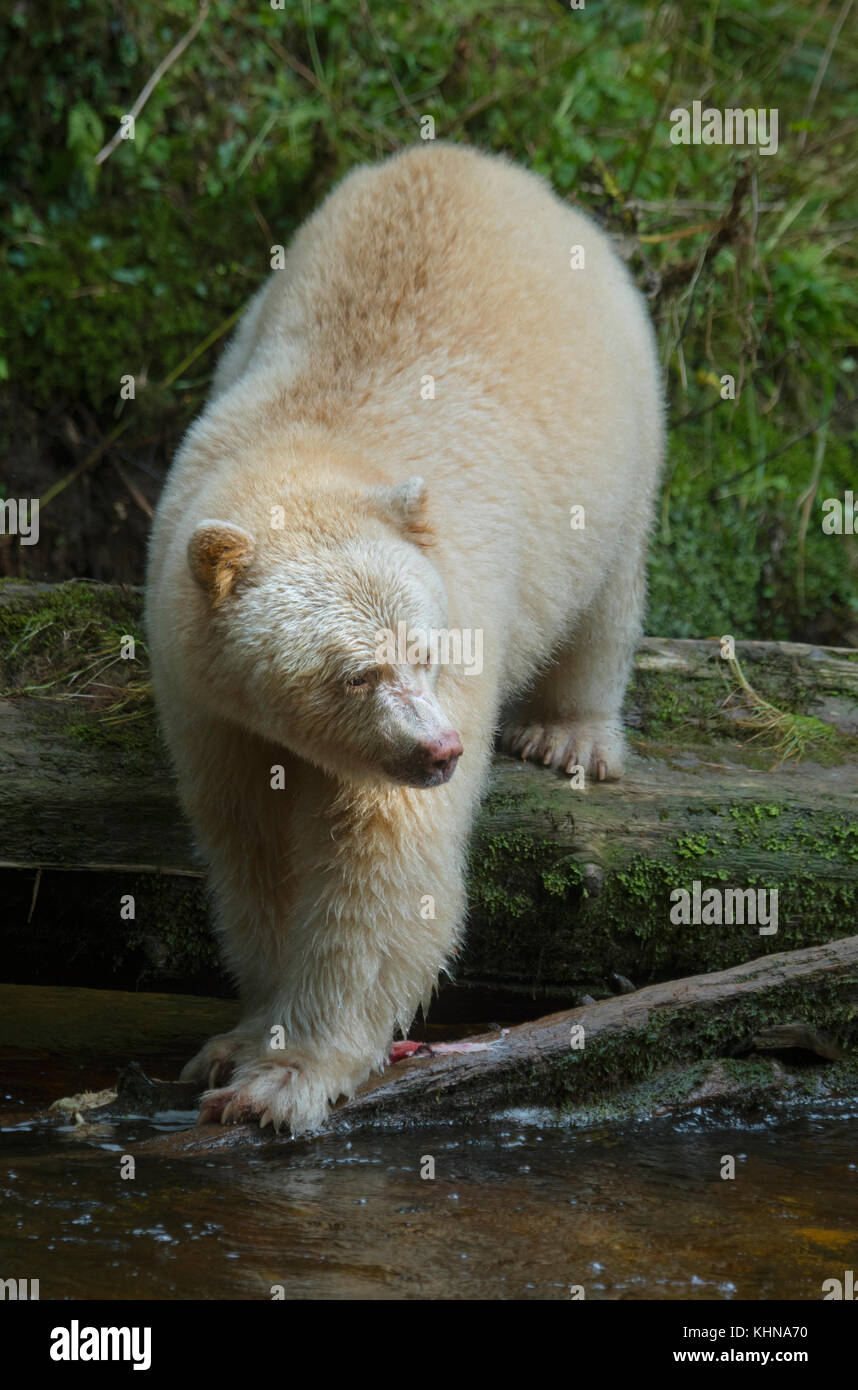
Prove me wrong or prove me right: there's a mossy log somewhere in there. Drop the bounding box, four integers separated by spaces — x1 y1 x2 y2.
327 935 858 1131
2 579 857 1001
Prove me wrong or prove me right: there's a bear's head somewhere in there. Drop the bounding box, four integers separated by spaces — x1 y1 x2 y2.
186 476 463 789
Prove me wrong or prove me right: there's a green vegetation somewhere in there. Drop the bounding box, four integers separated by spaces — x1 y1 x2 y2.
2 0 856 641
0 578 145 685
0 578 158 766
0 576 149 708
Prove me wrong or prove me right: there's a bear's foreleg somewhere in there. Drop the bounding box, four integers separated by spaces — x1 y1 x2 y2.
198 786 469 1134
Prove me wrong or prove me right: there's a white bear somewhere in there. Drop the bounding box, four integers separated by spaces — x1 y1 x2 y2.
144 143 662 1134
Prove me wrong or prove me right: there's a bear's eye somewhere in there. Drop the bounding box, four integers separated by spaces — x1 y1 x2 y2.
344 670 375 692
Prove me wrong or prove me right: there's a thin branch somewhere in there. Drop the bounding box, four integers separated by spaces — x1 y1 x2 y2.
713 395 858 494
656 167 752 303
359 0 420 122
445 50 578 133
760 395 857 466
234 13 401 151
638 222 716 244
94 3 210 166
111 457 155 521
797 0 854 153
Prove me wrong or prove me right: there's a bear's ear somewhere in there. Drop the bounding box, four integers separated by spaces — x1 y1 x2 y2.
188 520 254 604
369 476 431 542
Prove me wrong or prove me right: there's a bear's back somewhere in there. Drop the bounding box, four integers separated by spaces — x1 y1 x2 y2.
245 144 643 385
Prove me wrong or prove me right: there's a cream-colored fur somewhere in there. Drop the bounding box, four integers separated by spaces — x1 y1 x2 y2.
145 143 663 1134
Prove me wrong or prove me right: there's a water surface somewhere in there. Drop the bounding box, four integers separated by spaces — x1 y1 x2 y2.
1 986 856 1300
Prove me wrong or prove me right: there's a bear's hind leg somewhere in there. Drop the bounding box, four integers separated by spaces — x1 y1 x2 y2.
502 533 647 782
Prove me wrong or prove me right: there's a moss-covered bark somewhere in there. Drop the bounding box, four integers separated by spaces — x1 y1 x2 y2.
320 936 858 1132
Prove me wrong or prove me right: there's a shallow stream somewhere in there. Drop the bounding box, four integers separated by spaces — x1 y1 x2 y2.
1 985 855 1300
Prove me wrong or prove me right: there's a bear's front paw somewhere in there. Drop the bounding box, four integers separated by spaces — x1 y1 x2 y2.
502 719 625 781
197 1056 354 1136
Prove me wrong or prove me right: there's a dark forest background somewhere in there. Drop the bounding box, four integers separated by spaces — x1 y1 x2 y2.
2 0 856 643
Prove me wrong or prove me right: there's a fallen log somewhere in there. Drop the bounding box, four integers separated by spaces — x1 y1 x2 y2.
326 935 858 1129
2 579 857 1000
65 935 858 1154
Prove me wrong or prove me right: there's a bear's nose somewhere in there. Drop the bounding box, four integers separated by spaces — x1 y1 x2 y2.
416 730 463 777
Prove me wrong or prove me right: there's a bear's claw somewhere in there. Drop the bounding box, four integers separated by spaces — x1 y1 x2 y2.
197 1060 331 1136
502 720 624 781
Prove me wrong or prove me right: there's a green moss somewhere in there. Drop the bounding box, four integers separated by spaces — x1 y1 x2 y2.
552 978 858 1111
468 832 584 928
0 578 147 687
465 792 858 990
629 666 719 740
675 832 711 859
629 643 858 768
541 862 586 898
0 579 160 767
62 709 162 770
728 803 782 823
562 1054 858 1125
603 809 858 974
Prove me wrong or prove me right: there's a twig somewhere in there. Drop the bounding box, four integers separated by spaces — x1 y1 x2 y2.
27 868 42 926
760 395 857 466
797 0 854 153
445 50 576 133
234 12 400 152
711 397 855 495
159 305 244 390
359 0 420 122
631 198 787 214
795 418 829 609
94 3 210 166
724 653 831 767
111 457 155 521
625 38 683 200
638 222 716 244
250 199 274 250
656 167 751 302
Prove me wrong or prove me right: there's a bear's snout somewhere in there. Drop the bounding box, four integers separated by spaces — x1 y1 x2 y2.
412 729 463 785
